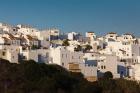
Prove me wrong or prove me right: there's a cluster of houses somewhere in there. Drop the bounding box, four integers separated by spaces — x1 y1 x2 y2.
0 22 140 81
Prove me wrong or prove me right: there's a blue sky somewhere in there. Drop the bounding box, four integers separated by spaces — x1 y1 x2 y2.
0 0 140 36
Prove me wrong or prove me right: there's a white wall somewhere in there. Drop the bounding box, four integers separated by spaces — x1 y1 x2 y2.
0 37 4 44
80 63 97 77
132 64 140 80
98 55 120 78
50 46 83 68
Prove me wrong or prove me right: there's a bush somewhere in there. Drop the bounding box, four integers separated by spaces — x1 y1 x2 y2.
62 39 70 46
103 71 113 79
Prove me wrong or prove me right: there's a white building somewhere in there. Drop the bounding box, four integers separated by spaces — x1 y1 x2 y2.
97 55 120 78
105 32 118 41
84 52 120 78
131 64 140 80
49 46 97 81
49 46 83 66
80 62 97 81
21 49 50 63
0 45 22 63
0 23 13 33
86 32 96 41
67 32 79 40
17 24 38 36
39 28 60 41
0 37 4 45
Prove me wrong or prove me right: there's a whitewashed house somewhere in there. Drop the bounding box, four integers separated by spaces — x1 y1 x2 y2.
21 49 50 63
17 24 38 36
0 45 22 63
105 32 118 41
86 32 96 41
97 55 120 78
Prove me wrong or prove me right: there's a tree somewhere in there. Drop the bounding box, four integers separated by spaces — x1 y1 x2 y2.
103 71 113 79
84 44 92 52
74 45 82 52
1 58 140 93
62 39 70 46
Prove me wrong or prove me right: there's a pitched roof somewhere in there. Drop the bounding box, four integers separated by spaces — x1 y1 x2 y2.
8 34 15 40
2 37 10 41
26 35 38 41
107 32 117 34
123 33 135 38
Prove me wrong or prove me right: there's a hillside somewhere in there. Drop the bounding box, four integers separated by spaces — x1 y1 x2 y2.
0 58 140 93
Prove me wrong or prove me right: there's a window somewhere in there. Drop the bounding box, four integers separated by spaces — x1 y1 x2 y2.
62 62 64 66
2 52 5 56
101 66 103 69
54 31 58 33
121 71 123 75
104 66 106 69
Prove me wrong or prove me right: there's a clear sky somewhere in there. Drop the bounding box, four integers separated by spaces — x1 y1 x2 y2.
0 0 140 36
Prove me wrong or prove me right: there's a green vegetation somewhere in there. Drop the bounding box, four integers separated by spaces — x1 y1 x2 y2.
62 39 70 46
84 44 92 52
0 58 140 93
74 45 82 52
103 71 113 79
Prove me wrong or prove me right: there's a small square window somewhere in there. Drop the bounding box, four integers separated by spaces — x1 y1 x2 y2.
2 52 5 56
101 66 103 69
104 66 106 69
62 63 64 66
